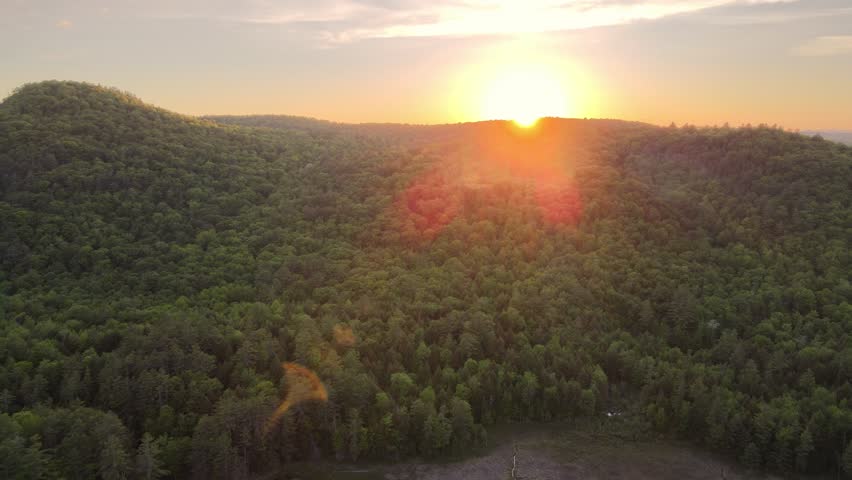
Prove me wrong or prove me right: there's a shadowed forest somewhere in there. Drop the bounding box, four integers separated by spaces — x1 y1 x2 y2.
1 81 851 479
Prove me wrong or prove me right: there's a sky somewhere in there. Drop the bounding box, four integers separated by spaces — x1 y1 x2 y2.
1 0 851 129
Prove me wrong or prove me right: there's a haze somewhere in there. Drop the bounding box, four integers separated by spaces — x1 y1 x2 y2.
2 0 852 129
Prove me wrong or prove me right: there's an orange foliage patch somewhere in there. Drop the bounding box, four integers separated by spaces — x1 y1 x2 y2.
333 324 356 347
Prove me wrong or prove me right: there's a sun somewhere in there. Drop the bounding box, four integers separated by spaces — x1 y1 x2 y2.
481 66 569 127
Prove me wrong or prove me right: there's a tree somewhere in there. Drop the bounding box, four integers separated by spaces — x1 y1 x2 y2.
421 412 451 458
772 426 794 472
518 372 539 419
638 300 655 332
843 440 852 476
136 433 168 480
668 286 698 348
449 397 475 453
579 389 596 417
0 414 47 480
741 442 762 470
389 373 415 403
99 435 130 480
347 409 363 461
738 360 761 397
794 427 813 473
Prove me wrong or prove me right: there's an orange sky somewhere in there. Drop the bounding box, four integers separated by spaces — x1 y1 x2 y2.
2 0 851 130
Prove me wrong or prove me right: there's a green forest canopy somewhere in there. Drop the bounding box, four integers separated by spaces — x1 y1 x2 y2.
1 81 851 479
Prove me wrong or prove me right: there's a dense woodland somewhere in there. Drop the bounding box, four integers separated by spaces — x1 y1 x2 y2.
1 81 851 479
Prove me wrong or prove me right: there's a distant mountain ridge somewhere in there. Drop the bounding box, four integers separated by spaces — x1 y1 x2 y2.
802 130 852 145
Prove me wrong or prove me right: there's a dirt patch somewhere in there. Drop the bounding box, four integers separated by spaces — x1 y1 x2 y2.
285 425 785 480
378 428 778 480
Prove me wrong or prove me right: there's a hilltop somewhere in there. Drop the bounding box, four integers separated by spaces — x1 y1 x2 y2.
1 81 851 479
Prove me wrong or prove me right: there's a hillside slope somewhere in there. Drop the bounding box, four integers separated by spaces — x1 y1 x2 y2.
1 81 851 479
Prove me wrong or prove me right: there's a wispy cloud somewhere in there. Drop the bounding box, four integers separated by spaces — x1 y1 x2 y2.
792 35 852 56
6 0 810 42
219 0 798 41
700 5 852 26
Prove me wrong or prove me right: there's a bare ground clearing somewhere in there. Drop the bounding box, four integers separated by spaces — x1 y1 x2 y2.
285 424 787 480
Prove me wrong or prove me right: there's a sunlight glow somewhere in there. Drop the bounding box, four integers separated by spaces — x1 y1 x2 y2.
446 40 599 124
481 66 569 127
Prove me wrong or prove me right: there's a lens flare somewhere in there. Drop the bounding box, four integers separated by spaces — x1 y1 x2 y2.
396 168 461 242
393 121 585 245
264 362 328 435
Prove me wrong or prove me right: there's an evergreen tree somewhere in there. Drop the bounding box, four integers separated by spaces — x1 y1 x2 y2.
741 442 762 470
794 427 813 473
99 435 130 480
136 433 168 480
843 440 852 476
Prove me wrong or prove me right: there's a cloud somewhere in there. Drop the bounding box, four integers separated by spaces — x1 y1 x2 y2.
56 19 72 29
792 36 852 56
30 0 801 42
699 4 852 26
218 0 798 41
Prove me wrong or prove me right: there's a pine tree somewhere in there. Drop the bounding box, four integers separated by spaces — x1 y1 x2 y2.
638 300 655 332
348 409 363 461
332 426 345 461
772 427 793 472
667 287 697 327
842 440 852 475
0 390 12 413
667 287 700 350
741 442 762 470
136 433 169 480
795 427 813 473
22 436 48 480
99 435 130 480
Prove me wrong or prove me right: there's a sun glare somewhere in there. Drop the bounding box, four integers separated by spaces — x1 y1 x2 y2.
481 67 569 127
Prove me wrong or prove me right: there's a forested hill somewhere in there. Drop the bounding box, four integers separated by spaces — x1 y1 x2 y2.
1 81 851 479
